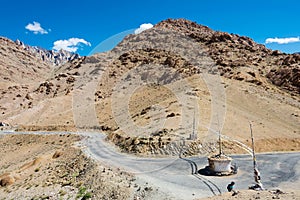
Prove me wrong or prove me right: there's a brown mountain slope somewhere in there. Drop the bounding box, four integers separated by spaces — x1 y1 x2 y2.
0 37 52 84
0 37 85 129
87 19 299 155
0 37 54 122
155 19 300 94
0 19 299 156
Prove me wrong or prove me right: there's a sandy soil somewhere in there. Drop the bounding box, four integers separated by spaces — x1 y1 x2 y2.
94 74 300 156
0 133 134 200
4 74 299 156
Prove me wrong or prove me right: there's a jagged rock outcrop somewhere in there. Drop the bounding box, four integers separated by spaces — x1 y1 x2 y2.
267 66 300 94
0 37 52 84
155 18 299 94
15 39 79 66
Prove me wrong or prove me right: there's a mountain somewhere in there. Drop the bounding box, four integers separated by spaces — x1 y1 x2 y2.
154 19 299 94
0 37 52 84
0 19 299 156
15 39 80 66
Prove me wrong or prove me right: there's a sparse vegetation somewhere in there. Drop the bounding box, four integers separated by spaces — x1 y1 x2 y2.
76 186 91 199
59 189 67 196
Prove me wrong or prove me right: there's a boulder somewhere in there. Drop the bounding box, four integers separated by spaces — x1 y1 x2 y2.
0 174 15 186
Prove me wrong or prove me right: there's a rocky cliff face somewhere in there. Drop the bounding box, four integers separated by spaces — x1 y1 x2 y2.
154 19 300 94
15 39 80 66
0 37 52 84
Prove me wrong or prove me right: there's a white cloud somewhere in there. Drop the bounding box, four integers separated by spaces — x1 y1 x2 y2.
53 38 91 52
25 21 48 34
265 37 300 44
134 23 153 34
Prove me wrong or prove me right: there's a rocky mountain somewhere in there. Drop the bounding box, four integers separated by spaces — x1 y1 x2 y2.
0 37 52 84
0 19 299 156
155 19 299 94
15 39 80 66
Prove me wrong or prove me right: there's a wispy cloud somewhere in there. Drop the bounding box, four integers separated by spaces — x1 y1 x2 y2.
265 37 300 44
53 38 91 52
25 21 48 34
134 23 153 34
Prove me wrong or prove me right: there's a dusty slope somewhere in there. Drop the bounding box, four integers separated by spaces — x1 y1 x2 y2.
96 73 300 155
0 37 54 124
0 133 134 199
0 37 52 85
90 20 300 155
0 36 85 129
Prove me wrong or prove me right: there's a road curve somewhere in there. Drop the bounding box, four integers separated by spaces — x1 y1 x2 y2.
80 132 300 200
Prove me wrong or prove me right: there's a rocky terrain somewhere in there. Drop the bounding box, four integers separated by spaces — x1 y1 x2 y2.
155 19 299 94
15 39 80 66
0 37 52 84
0 36 85 131
0 133 135 199
92 19 300 156
0 18 299 157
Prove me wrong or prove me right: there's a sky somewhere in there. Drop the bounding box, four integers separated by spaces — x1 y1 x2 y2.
0 0 299 56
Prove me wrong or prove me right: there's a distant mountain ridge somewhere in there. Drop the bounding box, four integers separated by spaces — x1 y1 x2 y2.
0 36 52 84
15 39 80 66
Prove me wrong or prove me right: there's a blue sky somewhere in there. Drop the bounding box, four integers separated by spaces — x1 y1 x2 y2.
0 0 299 55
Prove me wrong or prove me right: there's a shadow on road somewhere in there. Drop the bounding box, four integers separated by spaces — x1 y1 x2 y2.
180 156 222 196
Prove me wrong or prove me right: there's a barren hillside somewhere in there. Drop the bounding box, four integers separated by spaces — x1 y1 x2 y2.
0 37 52 85
0 134 134 199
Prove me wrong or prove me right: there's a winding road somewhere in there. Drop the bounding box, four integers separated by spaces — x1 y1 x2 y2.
81 132 300 200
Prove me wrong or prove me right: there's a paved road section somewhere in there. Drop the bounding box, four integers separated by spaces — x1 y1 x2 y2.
1 131 299 199
81 132 300 199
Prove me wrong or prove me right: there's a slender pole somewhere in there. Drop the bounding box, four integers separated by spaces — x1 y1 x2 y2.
218 115 222 155
250 122 263 189
192 107 197 140
249 122 256 171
